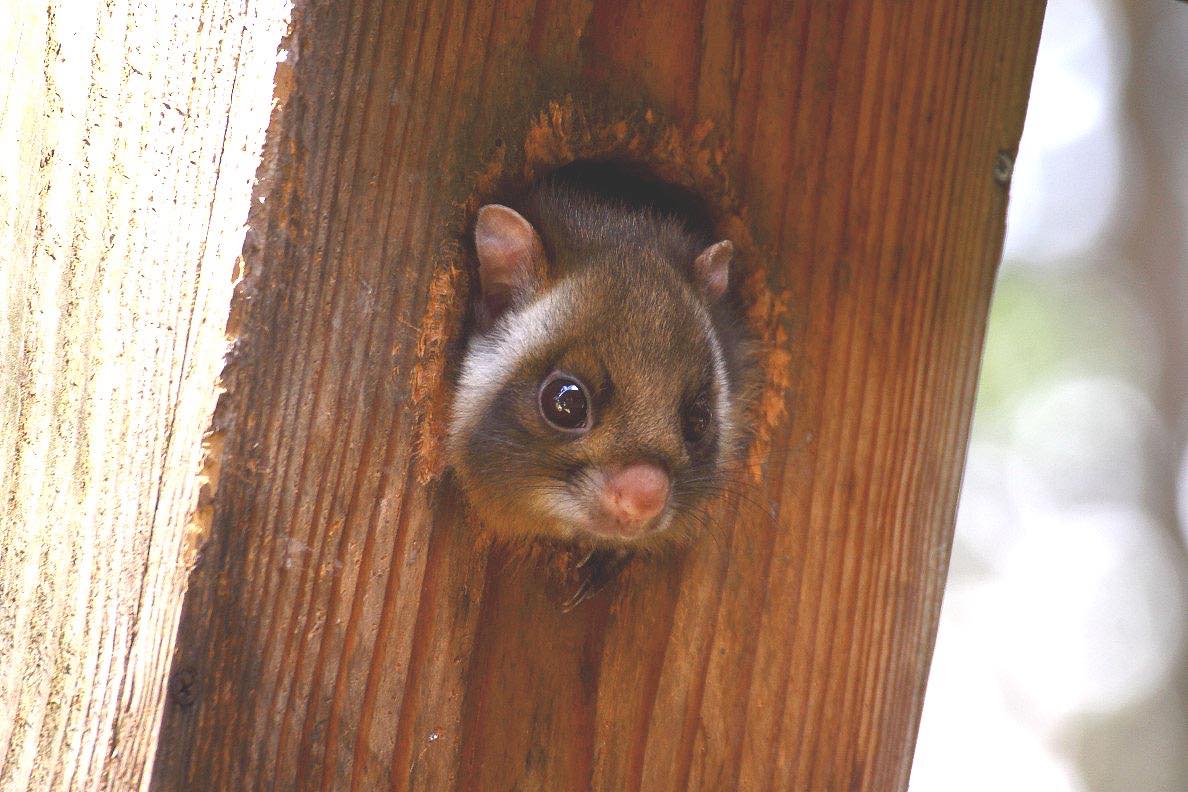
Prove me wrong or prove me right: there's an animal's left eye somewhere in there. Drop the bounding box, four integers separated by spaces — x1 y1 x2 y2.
682 392 713 443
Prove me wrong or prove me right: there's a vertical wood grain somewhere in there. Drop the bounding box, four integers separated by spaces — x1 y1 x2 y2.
0 1 288 789
153 1 1045 789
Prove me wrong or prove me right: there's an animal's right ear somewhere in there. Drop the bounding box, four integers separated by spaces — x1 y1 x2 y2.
474 204 546 327
692 240 733 302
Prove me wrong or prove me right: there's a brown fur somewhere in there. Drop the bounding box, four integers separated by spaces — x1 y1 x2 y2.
450 172 757 565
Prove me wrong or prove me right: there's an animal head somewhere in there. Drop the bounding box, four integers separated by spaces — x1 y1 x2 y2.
448 201 741 550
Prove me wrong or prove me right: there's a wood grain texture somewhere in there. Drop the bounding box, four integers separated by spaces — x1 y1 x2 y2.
153 2 1044 790
0 1 288 789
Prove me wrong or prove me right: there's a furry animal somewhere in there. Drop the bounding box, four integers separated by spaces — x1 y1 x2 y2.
447 167 752 603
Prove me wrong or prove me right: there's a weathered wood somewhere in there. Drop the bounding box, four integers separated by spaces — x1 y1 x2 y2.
154 2 1044 790
0 2 288 789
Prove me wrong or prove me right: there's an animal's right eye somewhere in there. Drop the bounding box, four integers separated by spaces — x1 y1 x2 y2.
682 391 713 444
539 373 591 432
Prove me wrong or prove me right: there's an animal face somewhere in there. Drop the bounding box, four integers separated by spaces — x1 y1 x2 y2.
450 263 735 547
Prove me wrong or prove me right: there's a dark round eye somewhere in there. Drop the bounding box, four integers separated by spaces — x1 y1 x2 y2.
539 374 591 432
683 392 713 443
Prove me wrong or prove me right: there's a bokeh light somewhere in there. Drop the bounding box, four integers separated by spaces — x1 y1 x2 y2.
911 1 1188 790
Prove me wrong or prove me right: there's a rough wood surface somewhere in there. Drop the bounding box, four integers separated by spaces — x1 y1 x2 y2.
154 2 1044 790
0 2 288 789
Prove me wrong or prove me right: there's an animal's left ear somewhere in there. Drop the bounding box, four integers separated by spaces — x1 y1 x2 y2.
692 240 734 301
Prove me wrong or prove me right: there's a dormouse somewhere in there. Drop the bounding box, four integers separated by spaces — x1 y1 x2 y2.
448 167 753 603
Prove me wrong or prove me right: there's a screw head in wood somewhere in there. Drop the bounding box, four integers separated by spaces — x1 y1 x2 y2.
993 150 1015 185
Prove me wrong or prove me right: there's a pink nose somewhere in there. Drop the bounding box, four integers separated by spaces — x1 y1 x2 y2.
601 463 670 526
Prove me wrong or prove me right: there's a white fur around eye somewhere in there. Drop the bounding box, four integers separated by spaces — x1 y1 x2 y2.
449 279 576 442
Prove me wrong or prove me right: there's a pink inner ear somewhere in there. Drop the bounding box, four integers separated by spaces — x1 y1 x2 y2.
693 240 733 301
474 204 544 320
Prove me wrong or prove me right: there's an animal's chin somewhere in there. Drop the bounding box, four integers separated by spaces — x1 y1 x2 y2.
580 513 664 541
565 502 674 543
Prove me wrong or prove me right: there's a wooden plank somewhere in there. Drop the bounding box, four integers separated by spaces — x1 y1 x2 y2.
153 1 1044 789
0 1 288 789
